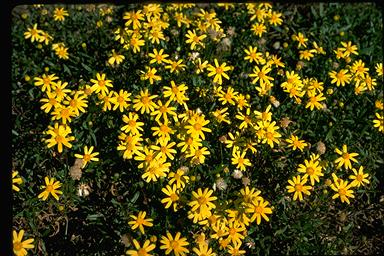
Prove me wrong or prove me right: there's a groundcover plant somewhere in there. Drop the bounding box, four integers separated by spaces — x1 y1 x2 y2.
11 3 384 256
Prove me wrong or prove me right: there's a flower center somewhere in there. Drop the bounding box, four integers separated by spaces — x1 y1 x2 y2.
160 125 169 133
193 123 202 131
46 184 54 192
136 218 144 225
170 193 179 201
141 96 150 105
216 67 223 74
137 248 147 256
55 135 64 143
342 153 350 160
356 174 363 182
198 196 207 205
83 154 91 162
98 80 106 87
338 188 346 196
255 206 263 214
171 240 179 249
43 78 51 85
306 167 315 175
295 184 303 192
13 242 23 251
266 132 273 140
229 228 236 236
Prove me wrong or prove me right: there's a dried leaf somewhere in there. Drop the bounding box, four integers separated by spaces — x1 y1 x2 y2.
69 158 83 180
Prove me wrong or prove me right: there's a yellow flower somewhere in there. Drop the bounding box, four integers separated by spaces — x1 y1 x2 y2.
286 135 308 151
24 23 42 42
151 137 177 161
54 45 69 59
39 91 60 113
227 241 246 255
312 41 326 54
260 121 281 148
375 63 383 76
161 184 180 211
13 229 34 256
217 86 238 105
12 171 23 192
110 89 131 112
373 112 384 133
74 146 100 168
351 59 369 77
268 10 283 26
128 211 153 234
185 29 207 50
184 114 212 140
251 22 267 37
286 175 312 201
305 92 326 111
192 242 215 256
231 150 252 171
160 232 190 256
206 58 231 85
148 48 169 64
188 188 217 221
164 59 186 74
126 239 156 256
293 32 308 48
51 80 71 101
168 168 190 189
212 107 231 124
141 158 170 183
53 7 69 21
123 10 145 29
121 112 144 135
186 146 210 165
330 173 355 204
90 73 113 96
38 176 63 201
299 49 316 61
51 105 76 125
45 123 75 153
334 144 359 170
142 66 162 85
297 158 324 185
254 104 272 122
235 108 253 130
349 166 370 187
163 81 189 105
128 35 145 53
108 49 125 65
249 65 273 86
328 69 351 87
246 197 273 225
134 146 158 169
38 31 53 45
34 73 59 92
132 89 158 114
226 221 246 245
150 100 178 122
177 135 202 153
340 41 358 57
151 120 175 141
117 133 143 159
63 92 88 116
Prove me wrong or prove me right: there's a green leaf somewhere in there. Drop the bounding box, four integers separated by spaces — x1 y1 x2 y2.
81 63 93 73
